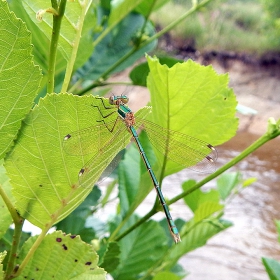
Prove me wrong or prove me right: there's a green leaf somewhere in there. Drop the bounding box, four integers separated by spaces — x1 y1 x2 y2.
4 94 150 229
113 219 168 280
146 55 238 145
182 180 199 211
0 0 42 158
99 242 120 273
262 257 280 280
194 201 223 223
152 271 181 280
242 177 257 187
0 161 13 239
118 144 142 215
182 180 219 212
8 1 65 76
17 231 106 279
129 56 183 86
217 172 240 200
146 55 238 175
22 0 94 64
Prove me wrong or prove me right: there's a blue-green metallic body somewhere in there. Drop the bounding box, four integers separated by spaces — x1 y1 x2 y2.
116 101 181 243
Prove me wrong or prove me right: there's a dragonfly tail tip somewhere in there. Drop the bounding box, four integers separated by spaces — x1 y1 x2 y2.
173 233 181 244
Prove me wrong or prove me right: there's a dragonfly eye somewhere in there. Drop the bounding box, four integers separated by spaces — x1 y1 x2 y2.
109 96 115 105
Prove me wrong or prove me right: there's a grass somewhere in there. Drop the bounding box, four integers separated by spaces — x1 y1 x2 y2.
151 0 280 55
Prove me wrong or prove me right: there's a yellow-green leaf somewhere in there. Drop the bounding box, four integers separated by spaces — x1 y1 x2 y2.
0 0 42 158
17 231 106 280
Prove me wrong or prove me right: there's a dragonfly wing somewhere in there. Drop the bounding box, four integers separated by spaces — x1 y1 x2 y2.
78 122 131 188
63 119 122 156
141 119 217 173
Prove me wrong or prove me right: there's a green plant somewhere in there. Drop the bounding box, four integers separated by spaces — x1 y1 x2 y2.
0 0 280 279
262 220 280 280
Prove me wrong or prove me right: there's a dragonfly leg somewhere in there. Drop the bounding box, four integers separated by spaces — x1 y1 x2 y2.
91 97 116 119
92 117 119 133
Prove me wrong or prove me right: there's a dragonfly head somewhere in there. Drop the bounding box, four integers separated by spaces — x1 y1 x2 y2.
109 95 129 105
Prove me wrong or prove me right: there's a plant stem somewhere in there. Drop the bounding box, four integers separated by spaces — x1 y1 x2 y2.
61 0 90 92
47 0 67 93
10 227 49 278
170 129 280 204
78 47 138 95
0 185 24 279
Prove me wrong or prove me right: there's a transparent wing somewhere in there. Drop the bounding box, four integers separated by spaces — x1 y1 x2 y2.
78 120 131 188
141 119 217 173
63 119 123 156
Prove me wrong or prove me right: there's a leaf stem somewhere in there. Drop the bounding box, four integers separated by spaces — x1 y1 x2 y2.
0 185 24 279
10 227 49 278
47 0 67 93
169 128 280 204
61 0 90 92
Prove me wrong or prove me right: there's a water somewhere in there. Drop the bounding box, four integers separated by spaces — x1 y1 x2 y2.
173 132 280 280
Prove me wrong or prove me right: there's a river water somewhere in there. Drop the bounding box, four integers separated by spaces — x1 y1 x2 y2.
174 132 280 279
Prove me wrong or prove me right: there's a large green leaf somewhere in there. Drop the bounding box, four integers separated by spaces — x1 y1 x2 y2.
147 55 238 144
146 55 238 174
0 0 42 158
4 94 150 229
0 161 13 240
17 231 106 280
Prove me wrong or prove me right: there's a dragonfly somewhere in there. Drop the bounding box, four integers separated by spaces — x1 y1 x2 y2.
63 95 217 243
